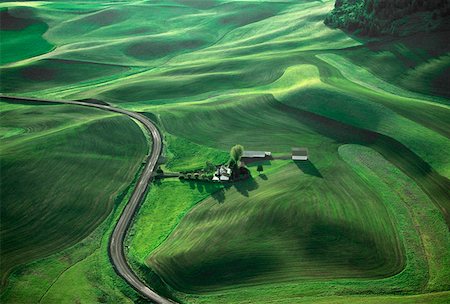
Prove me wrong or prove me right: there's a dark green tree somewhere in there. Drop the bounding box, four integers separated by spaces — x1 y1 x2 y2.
156 166 164 175
204 161 216 173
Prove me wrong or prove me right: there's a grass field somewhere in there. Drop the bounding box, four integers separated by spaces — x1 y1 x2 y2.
0 164 148 304
0 99 147 288
1 0 449 303
0 8 53 65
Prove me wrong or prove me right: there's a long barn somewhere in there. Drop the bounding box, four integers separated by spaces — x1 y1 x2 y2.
242 151 271 158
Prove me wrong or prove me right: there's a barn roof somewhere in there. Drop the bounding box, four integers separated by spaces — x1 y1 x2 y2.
292 147 308 156
242 150 266 158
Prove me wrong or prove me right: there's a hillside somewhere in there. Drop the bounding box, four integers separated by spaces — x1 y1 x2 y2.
1 0 449 303
325 0 450 36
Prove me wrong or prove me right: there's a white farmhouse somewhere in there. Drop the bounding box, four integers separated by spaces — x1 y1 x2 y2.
212 165 232 181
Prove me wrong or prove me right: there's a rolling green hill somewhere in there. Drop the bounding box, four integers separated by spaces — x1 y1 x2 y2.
0 8 53 65
0 0 449 303
0 100 147 286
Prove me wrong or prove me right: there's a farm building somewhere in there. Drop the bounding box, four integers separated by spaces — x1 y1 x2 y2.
242 151 271 158
292 148 308 161
212 165 231 181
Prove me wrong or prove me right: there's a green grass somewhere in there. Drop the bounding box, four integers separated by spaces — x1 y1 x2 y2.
0 100 147 286
316 53 448 104
336 32 450 99
130 145 447 303
0 22 53 65
338 145 449 290
149 159 404 292
0 59 129 94
162 134 229 172
401 54 450 99
0 7 53 65
1 0 449 303
1 164 147 304
271 291 450 304
132 93 449 301
128 179 223 265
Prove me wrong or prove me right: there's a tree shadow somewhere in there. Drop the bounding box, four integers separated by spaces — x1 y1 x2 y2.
233 177 259 197
259 174 268 180
188 180 196 189
295 160 323 178
242 153 272 162
211 188 225 204
180 179 216 194
244 158 272 167
196 182 205 193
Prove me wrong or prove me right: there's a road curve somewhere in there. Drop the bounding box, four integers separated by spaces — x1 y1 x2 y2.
0 95 174 304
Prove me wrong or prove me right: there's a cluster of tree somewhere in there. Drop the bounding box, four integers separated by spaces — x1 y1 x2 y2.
179 145 251 182
156 167 164 175
177 162 216 181
204 161 216 174
325 0 450 36
229 144 244 166
228 144 251 180
229 144 243 178
179 172 210 180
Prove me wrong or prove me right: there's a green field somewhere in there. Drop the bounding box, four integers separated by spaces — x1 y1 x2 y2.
1 0 449 303
0 161 148 304
0 100 147 288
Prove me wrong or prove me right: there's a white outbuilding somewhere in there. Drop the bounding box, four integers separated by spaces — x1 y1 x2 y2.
292 147 308 161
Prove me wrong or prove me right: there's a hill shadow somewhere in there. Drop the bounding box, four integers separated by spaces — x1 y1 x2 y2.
262 212 405 277
155 249 278 293
295 160 323 178
300 218 404 276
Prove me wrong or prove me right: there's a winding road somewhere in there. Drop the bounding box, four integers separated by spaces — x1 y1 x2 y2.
0 95 173 304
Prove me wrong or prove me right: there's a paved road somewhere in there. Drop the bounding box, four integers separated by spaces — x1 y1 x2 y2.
0 95 174 304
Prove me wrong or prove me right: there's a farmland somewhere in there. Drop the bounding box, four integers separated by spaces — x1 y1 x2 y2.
0 100 147 295
1 0 449 303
